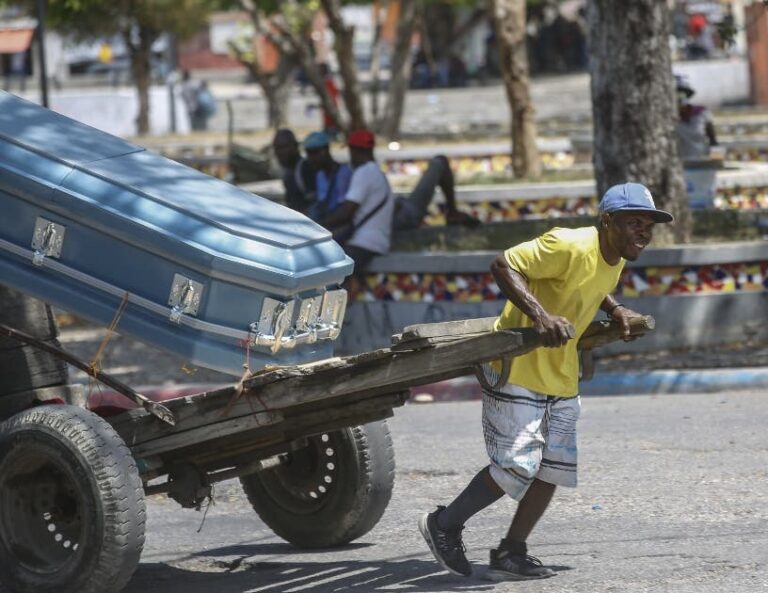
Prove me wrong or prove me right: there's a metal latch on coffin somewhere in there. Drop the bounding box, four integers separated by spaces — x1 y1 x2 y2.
249 290 347 354
31 218 66 266
249 297 295 354
168 274 204 323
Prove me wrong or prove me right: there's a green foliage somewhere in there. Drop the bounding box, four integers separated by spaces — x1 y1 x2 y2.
215 0 317 15
44 0 218 40
422 0 485 7
280 0 319 34
717 19 738 48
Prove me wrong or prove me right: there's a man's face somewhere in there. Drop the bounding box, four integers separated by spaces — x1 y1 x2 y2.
306 146 331 169
349 146 368 168
605 211 656 261
273 139 300 168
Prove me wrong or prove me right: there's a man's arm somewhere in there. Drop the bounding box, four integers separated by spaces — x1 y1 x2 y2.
321 200 359 230
599 295 644 341
490 253 573 348
281 171 306 214
705 120 718 147
323 164 368 230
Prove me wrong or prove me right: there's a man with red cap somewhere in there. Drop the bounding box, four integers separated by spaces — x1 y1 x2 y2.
319 129 396 274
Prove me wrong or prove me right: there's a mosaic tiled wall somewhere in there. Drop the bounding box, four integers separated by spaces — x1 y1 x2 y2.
384 149 768 177
422 197 598 225
383 152 575 176
172 153 768 223
359 273 503 302
617 262 768 297
714 186 768 210
727 147 768 163
357 262 768 302
420 187 768 225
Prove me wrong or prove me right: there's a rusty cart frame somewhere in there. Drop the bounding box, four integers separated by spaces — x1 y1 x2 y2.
0 315 653 593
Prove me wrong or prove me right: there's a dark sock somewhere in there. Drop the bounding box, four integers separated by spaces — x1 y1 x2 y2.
437 466 505 530
499 538 527 554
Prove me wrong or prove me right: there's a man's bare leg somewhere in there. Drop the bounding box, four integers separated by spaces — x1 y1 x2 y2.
485 478 557 581
506 478 556 542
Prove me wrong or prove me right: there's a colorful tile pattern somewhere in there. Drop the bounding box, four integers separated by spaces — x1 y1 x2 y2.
420 187 768 225
617 262 768 297
171 152 768 220
422 196 598 225
359 272 504 303
356 262 768 302
383 152 576 177
715 186 768 210
727 147 768 163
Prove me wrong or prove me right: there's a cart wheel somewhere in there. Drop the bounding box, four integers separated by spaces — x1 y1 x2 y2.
240 419 395 548
0 405 145 593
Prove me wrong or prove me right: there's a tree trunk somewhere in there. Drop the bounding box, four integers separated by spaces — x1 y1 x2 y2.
587 0 689 244
369 0 385 121
448 8 488 55
423 2 455 67
378 0 417 139
491 0 541 179
320 0 367 130
267 13 349 132
126 27 156 136
260 83 285 129
230 43 293 130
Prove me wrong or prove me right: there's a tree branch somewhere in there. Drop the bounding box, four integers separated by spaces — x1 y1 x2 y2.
318 0 367 129
272 14 348 132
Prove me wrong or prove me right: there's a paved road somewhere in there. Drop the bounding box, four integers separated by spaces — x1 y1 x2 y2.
117 392 766 593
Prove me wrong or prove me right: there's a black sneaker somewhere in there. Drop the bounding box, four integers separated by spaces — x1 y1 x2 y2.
486 540 555 581
418 506 472 576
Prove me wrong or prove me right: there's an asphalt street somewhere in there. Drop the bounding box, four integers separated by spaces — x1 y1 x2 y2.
115 393 767 593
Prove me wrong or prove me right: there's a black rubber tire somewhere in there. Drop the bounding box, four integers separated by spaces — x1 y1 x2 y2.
240 419 395 548
0 405 145 593
0 286 68 396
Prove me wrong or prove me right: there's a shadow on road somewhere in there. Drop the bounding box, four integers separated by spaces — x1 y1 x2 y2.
125 539 575 593
124 546 518 593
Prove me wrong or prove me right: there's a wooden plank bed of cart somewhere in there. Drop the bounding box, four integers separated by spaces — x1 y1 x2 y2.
0 315 653 593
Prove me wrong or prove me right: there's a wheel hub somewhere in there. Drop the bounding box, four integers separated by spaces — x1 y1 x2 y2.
262 432 339 513
0 446 85 572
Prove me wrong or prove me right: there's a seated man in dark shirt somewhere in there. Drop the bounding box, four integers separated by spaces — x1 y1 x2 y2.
272 129 316 214
303 131 354 223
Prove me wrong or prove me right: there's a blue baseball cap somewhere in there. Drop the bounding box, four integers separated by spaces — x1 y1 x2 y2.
598 182 674 223
303 131 330 151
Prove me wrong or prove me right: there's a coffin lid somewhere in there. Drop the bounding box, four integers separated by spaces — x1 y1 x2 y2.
0 92 352 291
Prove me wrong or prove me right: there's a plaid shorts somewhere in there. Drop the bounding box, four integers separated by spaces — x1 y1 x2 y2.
480 364 581 500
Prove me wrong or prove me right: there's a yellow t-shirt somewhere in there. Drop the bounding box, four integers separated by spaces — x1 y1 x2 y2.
493 226 625 397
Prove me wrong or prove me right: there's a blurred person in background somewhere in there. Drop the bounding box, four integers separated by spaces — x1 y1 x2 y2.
3 51 26 93
676 75 718 160
181 71 216 131
393 155 480 231
271 129 317 215
303 131 353 224
320 129 395 276
687 12 714 59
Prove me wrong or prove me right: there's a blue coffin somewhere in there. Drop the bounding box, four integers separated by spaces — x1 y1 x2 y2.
0 92 353 376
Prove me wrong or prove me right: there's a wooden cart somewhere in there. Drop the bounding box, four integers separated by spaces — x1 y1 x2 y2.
0 316 652 593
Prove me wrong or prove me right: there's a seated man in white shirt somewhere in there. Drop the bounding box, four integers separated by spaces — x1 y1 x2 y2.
317 129 396 276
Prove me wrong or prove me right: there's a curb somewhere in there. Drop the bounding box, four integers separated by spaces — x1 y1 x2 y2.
409 367 768 402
